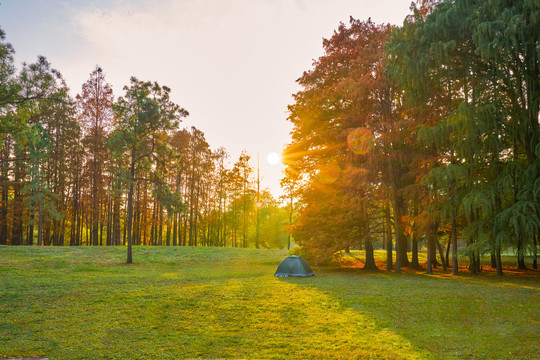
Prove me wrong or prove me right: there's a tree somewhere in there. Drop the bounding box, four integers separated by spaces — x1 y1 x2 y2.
77 66 114 246
0 27 17 244
111 77 188 263
236 150 253 248
280 165 300 250
286 18 408 269
7 56 69 246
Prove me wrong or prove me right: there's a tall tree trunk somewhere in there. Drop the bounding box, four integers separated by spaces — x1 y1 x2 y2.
495 245 503 276
411 235 420 269
150 200 156 245
159 203 163 246
70 180 79 246
426 235 433 275
517 236 527 270
194 183 200 247
451 213 458 275
436 238 447 272
59 218 66 246
112 195 120 246
26 195 35 246
85 212 90 246
363 237 378 271
126 155 135 264
172 213 178 246
410 200 420 269
178 213 184 246
475 252 481 273
92 174 99 246
76 204 83 246
11 144 25 246
166 215 171 246
469 249 478 275
122 212 126 246
398 201 410 268
11 185 23 246
533 234 538 270
141 182 148 245
37 196 43 246
391 191 403 273
52 219 60 246
106 196 112 246
136 182 143 245
223 200 227 247
445 237 451 269
99 218 104 246
428 221 439 268
0 183 8 245
182 212 188 246
385 203 393 271
188 190 194 246
0 140 10 246
243 180 247 248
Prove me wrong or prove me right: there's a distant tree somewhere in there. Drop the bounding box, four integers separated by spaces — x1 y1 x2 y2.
214 147 229 247
236 150 253 248
169 128 190 246
280 165 300 250
258 189 288 249
77 66 114 246
0 27 17 245
185 127 210 246
10 56 68 246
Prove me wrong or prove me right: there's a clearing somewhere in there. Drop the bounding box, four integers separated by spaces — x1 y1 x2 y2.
0 246 538 359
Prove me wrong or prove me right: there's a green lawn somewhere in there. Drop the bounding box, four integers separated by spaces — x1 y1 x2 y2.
0 246 538 359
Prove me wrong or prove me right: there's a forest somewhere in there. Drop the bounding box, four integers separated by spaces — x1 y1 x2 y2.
0 50 290 259
1 0 539 276
283 0 539 275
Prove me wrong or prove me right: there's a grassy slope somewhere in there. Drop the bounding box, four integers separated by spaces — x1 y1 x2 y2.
0 246 538 360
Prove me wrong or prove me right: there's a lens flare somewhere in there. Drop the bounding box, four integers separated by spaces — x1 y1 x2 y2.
318 161 341 184
347 128 373 155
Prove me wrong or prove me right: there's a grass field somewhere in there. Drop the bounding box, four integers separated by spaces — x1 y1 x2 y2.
0 246 538 359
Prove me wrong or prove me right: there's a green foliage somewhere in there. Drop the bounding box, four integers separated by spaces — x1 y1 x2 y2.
388 0 540 272
287 244 302 256
0 27 18 121
21 122 61 225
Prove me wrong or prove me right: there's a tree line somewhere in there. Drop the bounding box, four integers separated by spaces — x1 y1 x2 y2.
284 0 539 275
0 29 290 261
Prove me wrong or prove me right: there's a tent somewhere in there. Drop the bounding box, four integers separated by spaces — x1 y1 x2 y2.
274 255 314 277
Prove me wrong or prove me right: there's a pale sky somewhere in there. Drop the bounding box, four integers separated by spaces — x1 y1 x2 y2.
0 0 411 197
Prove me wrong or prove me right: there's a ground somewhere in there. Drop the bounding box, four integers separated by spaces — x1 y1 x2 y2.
0 246 538 359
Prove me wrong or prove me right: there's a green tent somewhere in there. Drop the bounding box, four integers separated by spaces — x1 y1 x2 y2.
274 255 314 277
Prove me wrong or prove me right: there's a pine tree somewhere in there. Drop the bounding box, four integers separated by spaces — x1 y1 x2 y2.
77 66 114 246
110 78 187 263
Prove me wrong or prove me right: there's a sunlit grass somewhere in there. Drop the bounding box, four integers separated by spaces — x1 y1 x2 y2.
337 249 538 275
0 246 538 359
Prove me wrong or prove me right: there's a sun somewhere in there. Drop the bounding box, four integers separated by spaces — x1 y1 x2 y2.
267 152 281 165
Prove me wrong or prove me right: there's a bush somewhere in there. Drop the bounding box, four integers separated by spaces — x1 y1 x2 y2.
288 244 335 265
287 245 302 256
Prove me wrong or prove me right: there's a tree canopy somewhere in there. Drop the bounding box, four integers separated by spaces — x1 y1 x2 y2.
284 0 539 274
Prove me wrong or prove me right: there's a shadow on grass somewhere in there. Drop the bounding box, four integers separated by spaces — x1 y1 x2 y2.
277 264 539 360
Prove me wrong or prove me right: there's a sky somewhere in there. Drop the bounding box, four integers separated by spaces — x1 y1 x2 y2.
0 0 411 197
